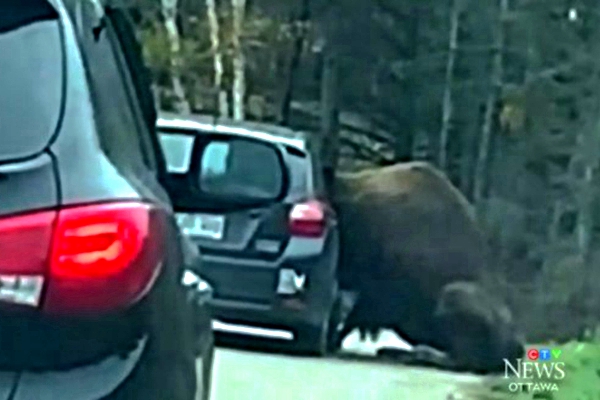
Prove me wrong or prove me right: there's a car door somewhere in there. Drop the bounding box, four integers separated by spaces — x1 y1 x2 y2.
158 125 341 305
157 127 303 301
105 11 215 368
98 3 215 384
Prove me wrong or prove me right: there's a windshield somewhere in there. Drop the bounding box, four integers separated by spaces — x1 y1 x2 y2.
0 2 61 162
199 138 284 201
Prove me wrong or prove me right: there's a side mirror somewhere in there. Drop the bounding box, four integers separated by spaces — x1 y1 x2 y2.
181 270 214 306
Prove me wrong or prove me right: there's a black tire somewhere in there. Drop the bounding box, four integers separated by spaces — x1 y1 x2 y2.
295 322 329 356
105 337 199 400
295 298 342 357
105 271 200 400
327 299 344 353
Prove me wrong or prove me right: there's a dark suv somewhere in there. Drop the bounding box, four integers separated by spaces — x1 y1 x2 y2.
0 2 213 399
157 112 343 355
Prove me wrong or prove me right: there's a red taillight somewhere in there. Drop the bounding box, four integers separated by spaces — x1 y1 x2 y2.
0 211 55 307
0 202 165 314
0 211 55 275
46 202 164 314
289 200 326 238
51 203 149 279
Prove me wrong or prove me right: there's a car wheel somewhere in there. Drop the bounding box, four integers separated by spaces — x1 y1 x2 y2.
111 342 199 400
327 299 344 354
106 273 201 400
295 298 342 357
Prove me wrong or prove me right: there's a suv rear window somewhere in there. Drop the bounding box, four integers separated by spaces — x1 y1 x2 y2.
199 138 284 201
0 2 62 162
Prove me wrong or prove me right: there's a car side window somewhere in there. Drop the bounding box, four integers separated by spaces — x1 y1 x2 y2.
77 4 154 176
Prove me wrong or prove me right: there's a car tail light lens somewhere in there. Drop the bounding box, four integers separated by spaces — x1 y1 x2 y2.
0 201 165 314
0 211 55 275
288 200 326 238
0 211 55 306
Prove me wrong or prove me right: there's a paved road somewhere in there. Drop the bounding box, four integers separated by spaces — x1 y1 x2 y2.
208 330 483 400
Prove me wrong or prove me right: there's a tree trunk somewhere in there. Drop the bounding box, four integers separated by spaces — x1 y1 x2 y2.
206 0 228 117
161 0 190 114
231 0 246 120
320 50 340 189
395 7 419 162
473 0 508 205
278 0 311 126
438 0 462 171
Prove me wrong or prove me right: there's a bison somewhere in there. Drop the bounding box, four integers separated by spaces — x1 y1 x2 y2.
434 281 525 372
331 162 523 372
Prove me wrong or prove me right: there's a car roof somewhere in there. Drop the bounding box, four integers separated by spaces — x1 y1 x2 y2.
157 112 310 152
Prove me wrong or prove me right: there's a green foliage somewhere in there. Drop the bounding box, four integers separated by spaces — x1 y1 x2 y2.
139 22 171 80
134 0 600 346
139 18 213 83
136 5 298 112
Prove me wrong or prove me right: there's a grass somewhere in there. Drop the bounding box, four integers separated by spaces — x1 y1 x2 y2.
460 341 600 400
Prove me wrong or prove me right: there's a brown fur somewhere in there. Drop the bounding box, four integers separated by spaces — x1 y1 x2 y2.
333 162 502 370
334 161 485 291
434 281 525 373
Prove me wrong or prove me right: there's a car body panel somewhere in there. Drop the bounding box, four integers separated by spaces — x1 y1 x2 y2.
0 2 62 163
50 0 148 206
0 1 214 398
0 154 59 218
0 1 61 219
181 205 286 254
0 338 144 400
11 338 145 400
197 234 331 305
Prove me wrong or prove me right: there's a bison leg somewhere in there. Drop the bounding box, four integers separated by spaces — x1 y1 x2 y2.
358 326 368 341
368 327 382 342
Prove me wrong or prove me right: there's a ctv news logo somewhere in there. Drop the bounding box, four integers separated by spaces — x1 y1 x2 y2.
503 348 566 393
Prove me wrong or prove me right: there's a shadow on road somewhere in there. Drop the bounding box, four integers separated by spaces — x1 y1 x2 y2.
215 330 502 382
216 331 430 365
